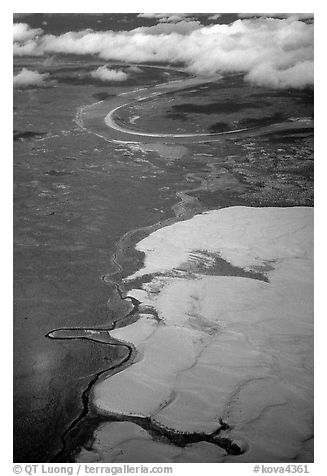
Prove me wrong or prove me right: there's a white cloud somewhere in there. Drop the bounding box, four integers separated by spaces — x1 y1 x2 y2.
13 68 50 88
13 17 314 89
137 13 167 19
134 20 202 35
244 60 313 89
159 14 191 23
137 13 186 20
208 14 222 21
126 65 142 73
13 23 43 42
137 13 192 23
90 66 128 82
238 13 313 20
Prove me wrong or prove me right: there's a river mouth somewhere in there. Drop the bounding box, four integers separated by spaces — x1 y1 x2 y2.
14 59 313 462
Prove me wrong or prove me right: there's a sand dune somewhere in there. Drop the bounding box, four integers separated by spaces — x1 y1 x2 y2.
88 206 313 462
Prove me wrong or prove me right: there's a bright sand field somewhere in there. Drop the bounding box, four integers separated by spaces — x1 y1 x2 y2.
79 206 313 463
